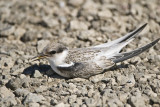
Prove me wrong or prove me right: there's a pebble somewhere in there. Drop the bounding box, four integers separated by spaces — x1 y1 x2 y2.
68 0 84 7
128 96 146 107
33 70 42 78
42 17 59 28
20 30 37 42
37 40 50 53
55 103 65 107
6 78 23 90
98 9 113 19
28 102 40 107
89 74 104 83
14 27 26 39
35 86 48 93
14 88 30 97
0 86 17 106
70 20 88 30
23 93 45 104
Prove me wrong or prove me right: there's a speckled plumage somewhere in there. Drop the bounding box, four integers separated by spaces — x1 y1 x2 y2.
57 48 115 78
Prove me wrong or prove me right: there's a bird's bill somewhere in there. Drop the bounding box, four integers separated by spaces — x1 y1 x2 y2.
30 54 48 62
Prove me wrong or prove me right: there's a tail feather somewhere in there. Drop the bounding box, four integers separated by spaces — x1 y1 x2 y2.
92 23 147 48
112 38 160 63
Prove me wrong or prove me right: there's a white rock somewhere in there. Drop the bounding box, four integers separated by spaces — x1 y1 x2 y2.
98 9 113 19
55 103 65 107
28 102 40 107
14 27 26 38
33 70 42 78
0 86 15 98
69 0 84 7
42 17 59 28
23 93 45 104
70 20 88 30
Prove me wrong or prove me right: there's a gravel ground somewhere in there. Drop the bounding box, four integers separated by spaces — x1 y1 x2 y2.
0 0 160 106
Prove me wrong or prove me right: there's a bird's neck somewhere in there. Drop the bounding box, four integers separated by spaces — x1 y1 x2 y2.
48 50 68 66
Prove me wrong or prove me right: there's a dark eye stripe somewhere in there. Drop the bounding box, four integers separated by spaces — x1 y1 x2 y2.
49 50 56 54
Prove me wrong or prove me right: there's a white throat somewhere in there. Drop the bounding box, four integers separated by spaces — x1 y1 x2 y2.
47 50 69 77
48 50 68 66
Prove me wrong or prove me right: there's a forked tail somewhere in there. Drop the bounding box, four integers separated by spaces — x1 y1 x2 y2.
111 38 160 63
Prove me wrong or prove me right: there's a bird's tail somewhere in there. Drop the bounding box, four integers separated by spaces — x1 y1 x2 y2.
111 38 160 63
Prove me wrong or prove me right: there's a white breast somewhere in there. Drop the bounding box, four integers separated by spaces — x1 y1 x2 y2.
52 50 68 66
47 50 69 77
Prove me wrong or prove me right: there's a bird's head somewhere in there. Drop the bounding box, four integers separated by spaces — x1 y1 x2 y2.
31 43 68 61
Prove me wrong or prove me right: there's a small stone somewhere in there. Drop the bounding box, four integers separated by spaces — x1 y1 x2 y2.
20 74 26 79
67 78 86 83
42 31 53 39
68 0 84 7
68 95 77 104
76 98 83 105
42 17 59 28
0 25 15 36
14 88 30 97
11 68 24 76
23 93 45 104
77 30 96 41
98 9 113 19
20 30 37 42
60 37 74 45
89 74 104 83
150 97 160 104
0 57 14 69
14 27 26 39
68 83 78 93
70 20 88 30
37 40 50 53
33 70 42 78
35 86 48 93
0 86 15 98
85 98 95 106
28 103 40 107
119 93 128 102
55 103 65 107
50 99 58 106
128 96 146 107
48 77 52 82
116 74 129 85
6 78 23 90
0 86 17 106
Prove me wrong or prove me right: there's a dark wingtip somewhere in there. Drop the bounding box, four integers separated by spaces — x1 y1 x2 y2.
152 38 160 45
140 23 148 29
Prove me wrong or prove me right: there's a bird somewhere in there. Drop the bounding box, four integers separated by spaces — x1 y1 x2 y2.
32 23 160 78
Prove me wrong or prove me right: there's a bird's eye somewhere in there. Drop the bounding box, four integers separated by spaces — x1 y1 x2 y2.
49 50 56 54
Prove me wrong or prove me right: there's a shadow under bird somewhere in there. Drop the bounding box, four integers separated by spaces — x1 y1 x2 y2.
32 23 160 78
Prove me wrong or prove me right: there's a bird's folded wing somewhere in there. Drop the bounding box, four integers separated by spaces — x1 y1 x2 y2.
91 23 147 48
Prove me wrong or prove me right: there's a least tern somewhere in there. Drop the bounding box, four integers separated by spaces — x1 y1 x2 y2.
32 23 160 78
